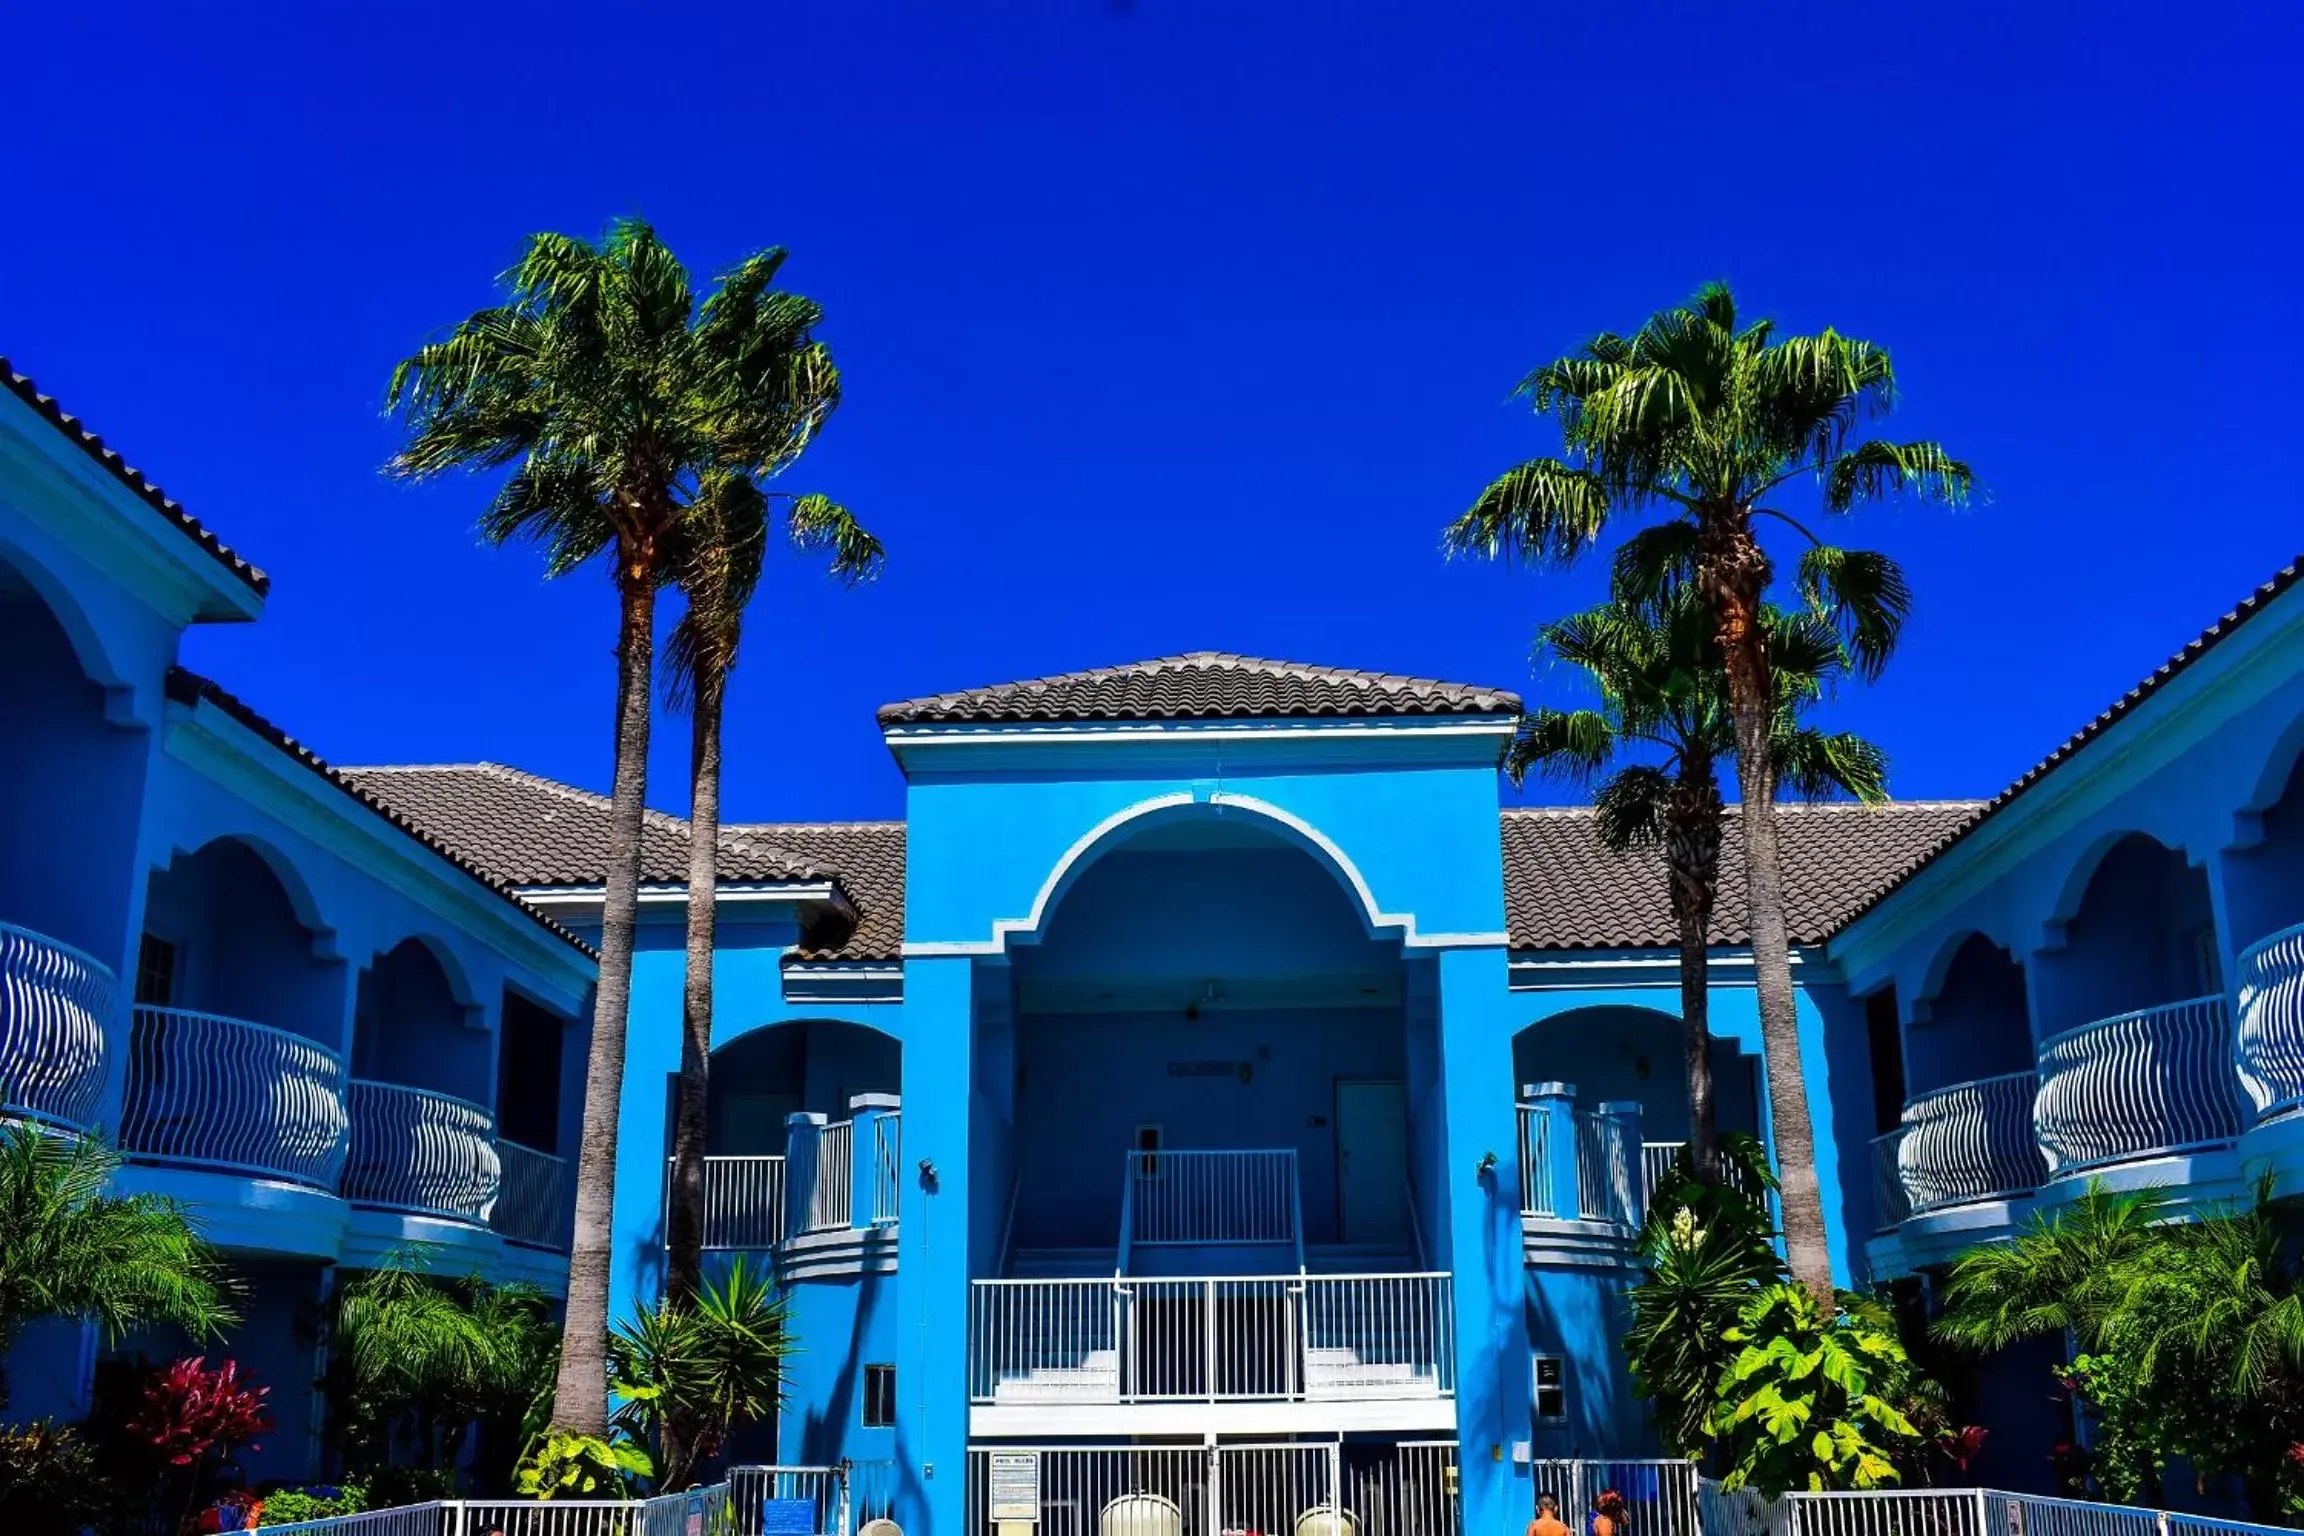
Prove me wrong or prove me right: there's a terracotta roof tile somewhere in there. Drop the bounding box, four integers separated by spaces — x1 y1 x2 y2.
730 822 907 962
877 652 1521 726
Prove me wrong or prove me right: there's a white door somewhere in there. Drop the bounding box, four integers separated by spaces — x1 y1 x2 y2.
1336 1080 1411 1244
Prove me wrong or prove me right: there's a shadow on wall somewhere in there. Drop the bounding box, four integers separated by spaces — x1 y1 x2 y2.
1510 1006 1760 1142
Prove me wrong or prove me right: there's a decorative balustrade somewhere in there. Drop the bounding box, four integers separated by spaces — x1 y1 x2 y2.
1127 1148 1300 1247
1870 1129 1911 1229
2238 920 2304 1118
0 921 113 1130
968 1272 1453 1405
805 1119 855 1233
1897 1070 2046 1213
694 1155 787 1248
2034 996 2245 1176
1575 1109 1642 1227
120 1006 348 1187
1518 1104 1553 1217
343 1079 501 1225
493 1139 572 1249
870 1112 901 1226
1517 1101 1643 1227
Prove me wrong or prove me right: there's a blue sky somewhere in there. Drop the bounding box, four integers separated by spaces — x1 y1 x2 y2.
7 4 2298 822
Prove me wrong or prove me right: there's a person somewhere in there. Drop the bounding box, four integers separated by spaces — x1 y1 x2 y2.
1592 1489 1631 1536
1528 1493 1572 1536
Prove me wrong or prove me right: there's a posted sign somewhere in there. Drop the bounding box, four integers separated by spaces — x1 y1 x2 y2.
990 1451 1042 1522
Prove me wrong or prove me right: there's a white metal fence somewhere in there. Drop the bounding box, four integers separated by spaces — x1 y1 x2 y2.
0 919 112 1130
967 1273 1453 1404
343 1078 502 1223
1535 1459 1700 1536
872 1113 901 1226
1897 1070 2045 1213
495 1138 573 1248
692 1154 788 1248
1871 1128 1912 1229
809 1120 856 1232
965 1440 1458 1536
2238 919 2304 1118
1127 1148 1300 1247
257 1504 448 1536
728 1465 849 1536
1576 1109 1642 1227
1692 1480 2304 1536
1520 1104 1555 1216
120 1004 348 1186
2033 996 2246 1175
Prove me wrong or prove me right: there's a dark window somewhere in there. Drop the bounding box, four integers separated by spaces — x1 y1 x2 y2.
134 935 177 1008
863 1363 896 1427
1532 1355 1566 1422
1133 1123 1163 1180
498 992 566 1151
1864 989 1906 1135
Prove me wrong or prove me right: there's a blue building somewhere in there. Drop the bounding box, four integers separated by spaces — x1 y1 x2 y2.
6 356 2304 1532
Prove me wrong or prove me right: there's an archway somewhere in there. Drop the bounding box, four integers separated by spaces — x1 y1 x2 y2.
2229 741 2304 951
353 938 482 1102
2035 833 2220 1038
1909 934 2033 1095
137 837 342 1040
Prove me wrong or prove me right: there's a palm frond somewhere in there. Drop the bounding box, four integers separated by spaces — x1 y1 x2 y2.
1822 440 1975 514
1774 729 1890 805
1796 545 1912 681
1594 765 1672 850
1504 708 1618 788
1443 458 1611 566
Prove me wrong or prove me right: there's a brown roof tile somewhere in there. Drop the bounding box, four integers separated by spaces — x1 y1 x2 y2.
731 822 907 962
1500 801 1985 951
877 652 1522 726
4 360 269 597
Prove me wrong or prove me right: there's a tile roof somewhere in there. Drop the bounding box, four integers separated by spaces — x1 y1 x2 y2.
1834 553 2304 931
340 764 831 888
3 359 269 597
876 652 1523 726
162 672 590 957
731 822 907 962
1500 801 1985 951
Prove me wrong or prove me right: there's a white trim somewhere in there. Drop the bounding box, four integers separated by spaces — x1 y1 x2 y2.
967 1397 1457 1438
517 881 841 907
901 791 1508 956
1506 946 1836 991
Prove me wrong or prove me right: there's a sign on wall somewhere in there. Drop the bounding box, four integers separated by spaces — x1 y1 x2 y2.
990 1451 1042 1522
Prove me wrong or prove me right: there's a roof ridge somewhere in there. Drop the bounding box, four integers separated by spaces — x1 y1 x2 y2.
729 819 908 832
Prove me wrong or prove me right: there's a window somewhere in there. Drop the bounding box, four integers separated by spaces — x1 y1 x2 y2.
1133 1124 1163 1180
2191 927 2225 996
1863 989 1906 1136
1532 1355 1566 1423
863 1363 896 1428
134 935 178 1008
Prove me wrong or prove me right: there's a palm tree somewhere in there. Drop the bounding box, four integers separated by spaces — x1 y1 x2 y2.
659 277 880 1321
1448 282 1972 1307
0 1125 235 1409
611 1257 793 1491
1513 584 1888 1179
384 219 839 1432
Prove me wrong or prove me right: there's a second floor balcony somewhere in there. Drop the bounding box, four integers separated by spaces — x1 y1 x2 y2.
0 921 115 1132
685 1103 902 1254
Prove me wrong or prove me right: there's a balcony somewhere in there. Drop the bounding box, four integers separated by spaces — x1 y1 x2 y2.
2033 996 2246 1177
0 921 114 1131
968 1272 1454 1423
1870 1128 1911 1228
697 1154 788 1248
681 1103 899 1255
343 1080 501 1227
1517 1096 1642 1229
492 1140 572 1250
1896 1071 2045 1214
2239 921 2304 1120
120 1005 348 1188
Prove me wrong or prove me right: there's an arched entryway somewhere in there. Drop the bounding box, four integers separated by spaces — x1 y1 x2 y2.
700 1019 902 1245
1897 936 2044 1213
345 938 495 1227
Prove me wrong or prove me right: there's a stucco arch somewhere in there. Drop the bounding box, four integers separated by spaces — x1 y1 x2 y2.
162 831 340 959
996 791 1413 953
1510 1002 1761 1145
2234 707 2304 848
1912 927 2017 1022
0 535 138 700
364 930 482 1016
2038 826 2197 953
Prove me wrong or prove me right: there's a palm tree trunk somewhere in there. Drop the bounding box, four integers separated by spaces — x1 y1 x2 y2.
549 558 658 1435
1705 522 1837 1314
665 668 724 1310
1665 827 1721 1183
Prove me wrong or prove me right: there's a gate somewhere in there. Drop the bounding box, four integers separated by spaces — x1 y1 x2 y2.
965 1441 1459 1536
1531 1459 1700 1536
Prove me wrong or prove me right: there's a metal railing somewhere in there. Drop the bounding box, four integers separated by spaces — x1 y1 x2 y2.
343 1078 501 1225
2034 995 2246 1176
1576 1109 1641 1226
808 1119 856 1232
690 1154 787 1248
1519 1104 1554 1216
119 1005 348 1187
966 1440 1459 1536
1692 1481 2304 1536
968 1272 1452 1405
494 1138 572 1249
1126 1148 1300 1247
728 1465 849 1536
871 1112 901 1226
0 920 113 1130
2238 919 2304 1118
1870 1129 1912 1229
1535 1459 1699 1536
256 1504 446 1536
1897 1070 2045 1213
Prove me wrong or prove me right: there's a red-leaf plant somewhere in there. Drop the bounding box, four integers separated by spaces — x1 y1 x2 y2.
125 1357 275 1467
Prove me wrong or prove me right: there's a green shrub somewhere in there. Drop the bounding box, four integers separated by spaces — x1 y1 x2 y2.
256 1483 368 1526
0 1418 111 1536
1713 1284 1921 1493
514 1432 652 1500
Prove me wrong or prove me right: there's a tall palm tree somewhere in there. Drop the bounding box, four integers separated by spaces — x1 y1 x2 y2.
384 219 836 1433
1513 584 1888 1179
661 293 880 1322
0 1125 235 1409
1448 282 1972 1307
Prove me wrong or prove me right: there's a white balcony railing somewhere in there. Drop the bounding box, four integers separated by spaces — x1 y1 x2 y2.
493 1139 572 1249
1518 1104 1642 1226
342 1079 501 1225
0 921 113 1130
806 1119 855 1233
120 1005 348 1188
1518 1104 1553 1216
968 1272 1453 1405
2034 996 2246 1176
1871 1128 1912 1229
871 1112 901 1226
1127 1149 1299 1247
1898 1070 2046 1213
2238 920 2304 1119
697 1154 787 1248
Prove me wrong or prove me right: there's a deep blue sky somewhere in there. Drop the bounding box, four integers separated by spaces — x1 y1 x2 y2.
8 4 2298 822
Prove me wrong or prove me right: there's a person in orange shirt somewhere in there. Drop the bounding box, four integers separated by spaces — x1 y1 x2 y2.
1528 1493 1572 1536
1592 1489 1631 1536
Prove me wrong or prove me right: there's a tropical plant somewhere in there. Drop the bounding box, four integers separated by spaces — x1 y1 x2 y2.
611 1258 793 1490
661 267 881 1327
1713 1285 1921 1493
254 1484 368 1527
1511 582 1888 1177
326 1253 557 1494
0 1125 236 1409
1448 282 1973 1308
514 1431 652 1501
0 1417 111 1536
386 218 855 1432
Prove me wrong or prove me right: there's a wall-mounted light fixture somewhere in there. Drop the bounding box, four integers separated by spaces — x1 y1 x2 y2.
917 1157 939 1192
1475 1149 1498 1182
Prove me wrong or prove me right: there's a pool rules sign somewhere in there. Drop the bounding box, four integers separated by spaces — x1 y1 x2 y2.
991 1450 1041 1533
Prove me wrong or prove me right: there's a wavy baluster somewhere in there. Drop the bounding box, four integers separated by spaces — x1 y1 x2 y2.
0 922 114 1130
119 1006 347 1186
1898 1070 2045 1212
493 1139 572 1248
343 1080 500 1224
2033 996 2245 1175
2238 921 2304 1118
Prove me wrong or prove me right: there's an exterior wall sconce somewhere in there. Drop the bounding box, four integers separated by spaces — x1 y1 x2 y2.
1475 1149 1498 1182
917 1157 939 1192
